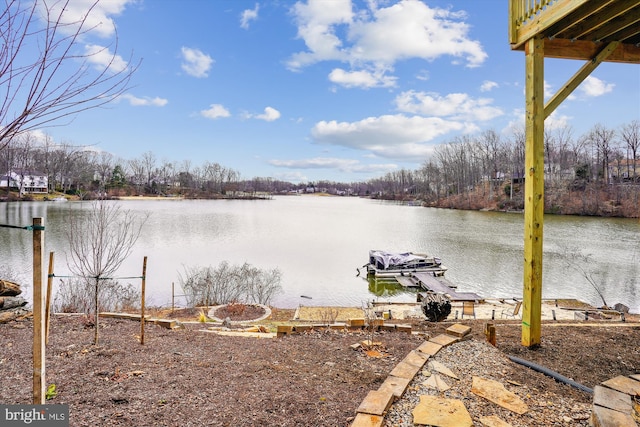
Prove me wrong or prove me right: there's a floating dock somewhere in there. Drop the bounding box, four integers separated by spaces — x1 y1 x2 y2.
397 272 482 302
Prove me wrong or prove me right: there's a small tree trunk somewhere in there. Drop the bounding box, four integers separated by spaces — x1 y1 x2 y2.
94 277 99 345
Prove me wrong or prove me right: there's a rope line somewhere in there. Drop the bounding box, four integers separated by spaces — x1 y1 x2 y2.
0 223 45 231
49 274 144 280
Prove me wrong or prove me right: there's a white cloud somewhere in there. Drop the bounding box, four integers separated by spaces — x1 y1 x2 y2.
287 0 353 70
272 171 309 183
287 0 486 74
503 108 571 133
480 80 498 92
240 4 260 29
84 44 129 73
255 107 281 121
122 94 168 107
201 104 231 119
394 90 503 121
269 157 397 173
181 47 214 78
41 0 134 38
328 68 397 88
579 76 615 97
311 114 472 159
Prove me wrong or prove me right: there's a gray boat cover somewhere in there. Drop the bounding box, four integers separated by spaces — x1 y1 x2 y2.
368 250 440 270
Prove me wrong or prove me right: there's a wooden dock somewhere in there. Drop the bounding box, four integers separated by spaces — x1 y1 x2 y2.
409 272 482 302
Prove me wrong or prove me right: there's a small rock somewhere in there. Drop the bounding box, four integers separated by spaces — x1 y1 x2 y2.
223 317 231 328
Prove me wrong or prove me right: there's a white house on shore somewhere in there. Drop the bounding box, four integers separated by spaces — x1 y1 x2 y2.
0 170 48 194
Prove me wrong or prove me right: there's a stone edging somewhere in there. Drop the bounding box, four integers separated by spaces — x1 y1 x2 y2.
207 304 272 324
350 323 470 427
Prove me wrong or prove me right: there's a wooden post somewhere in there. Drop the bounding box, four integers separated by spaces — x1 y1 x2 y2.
32 218 45 404
484 322 496 347
171 282 175 313
522 36 545 348
45 251 54 346
140 256 147 345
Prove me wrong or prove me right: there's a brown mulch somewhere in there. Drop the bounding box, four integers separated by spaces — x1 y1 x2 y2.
1 313 639 426
212 304 266 322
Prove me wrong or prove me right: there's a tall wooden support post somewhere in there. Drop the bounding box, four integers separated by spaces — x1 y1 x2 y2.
45 251 54 346
32 218 45 404
140 256 147 345
522 36 545 348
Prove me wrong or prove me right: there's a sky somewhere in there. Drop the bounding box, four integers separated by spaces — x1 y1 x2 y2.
33 0 640 183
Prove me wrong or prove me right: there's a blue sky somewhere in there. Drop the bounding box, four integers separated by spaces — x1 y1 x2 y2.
39 0 640 183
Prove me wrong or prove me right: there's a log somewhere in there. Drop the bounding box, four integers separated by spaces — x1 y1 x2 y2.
421 292 452 322
0 296 27 310
0 279 22 296
0 307 30 323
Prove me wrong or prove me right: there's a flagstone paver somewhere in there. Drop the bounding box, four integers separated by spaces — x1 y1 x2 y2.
446 323 471 337
388 361 421 380
429 333 459 347
355 389 395 416
471 376 528 415
401 350 429 368
416 340 442 356
412 395 472 427
378 375 412 399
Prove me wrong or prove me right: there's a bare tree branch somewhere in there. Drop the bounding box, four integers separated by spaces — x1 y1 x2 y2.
0 0 139 150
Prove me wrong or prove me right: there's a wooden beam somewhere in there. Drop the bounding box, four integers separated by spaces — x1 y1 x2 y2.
587 6 640 42
549 0 639 40
522 37 545 349
525 38 640 63
544 41 620 119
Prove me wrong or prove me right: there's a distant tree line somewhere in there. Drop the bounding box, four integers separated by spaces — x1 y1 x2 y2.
1 121 638 216
364 121 640 217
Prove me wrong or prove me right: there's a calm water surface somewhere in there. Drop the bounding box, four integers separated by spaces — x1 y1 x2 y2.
1 196 638 311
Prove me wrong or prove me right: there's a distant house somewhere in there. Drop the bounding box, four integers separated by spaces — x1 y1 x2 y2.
0 170 48 194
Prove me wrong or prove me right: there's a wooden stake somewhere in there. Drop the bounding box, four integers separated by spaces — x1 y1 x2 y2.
171 282 175 313
32 218 45 404
45 251 54 346
140 256 147 345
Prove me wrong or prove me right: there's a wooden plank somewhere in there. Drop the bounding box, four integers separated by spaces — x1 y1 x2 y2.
590 404 636 427
395 276 420 288
601 375 640 396
538 38 640 63
593 385 632 413
522 36 545 348
412 273 479 301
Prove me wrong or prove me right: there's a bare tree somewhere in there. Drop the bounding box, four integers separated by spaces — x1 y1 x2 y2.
0 0 139 150
560 245 609 308
620 120 639 181
67 200 148 344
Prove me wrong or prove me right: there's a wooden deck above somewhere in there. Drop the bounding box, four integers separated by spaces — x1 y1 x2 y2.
509 0 640 63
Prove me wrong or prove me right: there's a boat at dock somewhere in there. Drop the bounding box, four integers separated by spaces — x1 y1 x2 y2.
364 250 482 304
365 250 447 277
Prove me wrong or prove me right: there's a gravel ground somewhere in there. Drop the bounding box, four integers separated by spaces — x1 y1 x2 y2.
1 310 639 426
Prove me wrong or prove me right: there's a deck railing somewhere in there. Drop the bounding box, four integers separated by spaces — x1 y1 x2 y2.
509 0 559 44
512 0 557 26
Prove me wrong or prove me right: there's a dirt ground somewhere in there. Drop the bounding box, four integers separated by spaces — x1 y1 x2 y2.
1 309 639 426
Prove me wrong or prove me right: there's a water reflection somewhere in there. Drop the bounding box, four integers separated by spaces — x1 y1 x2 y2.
0 198 638 312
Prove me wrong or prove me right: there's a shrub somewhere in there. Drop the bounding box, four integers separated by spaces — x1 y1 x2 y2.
179 261 283 307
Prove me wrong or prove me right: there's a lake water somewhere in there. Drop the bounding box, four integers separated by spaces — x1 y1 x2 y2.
1 196 639 312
